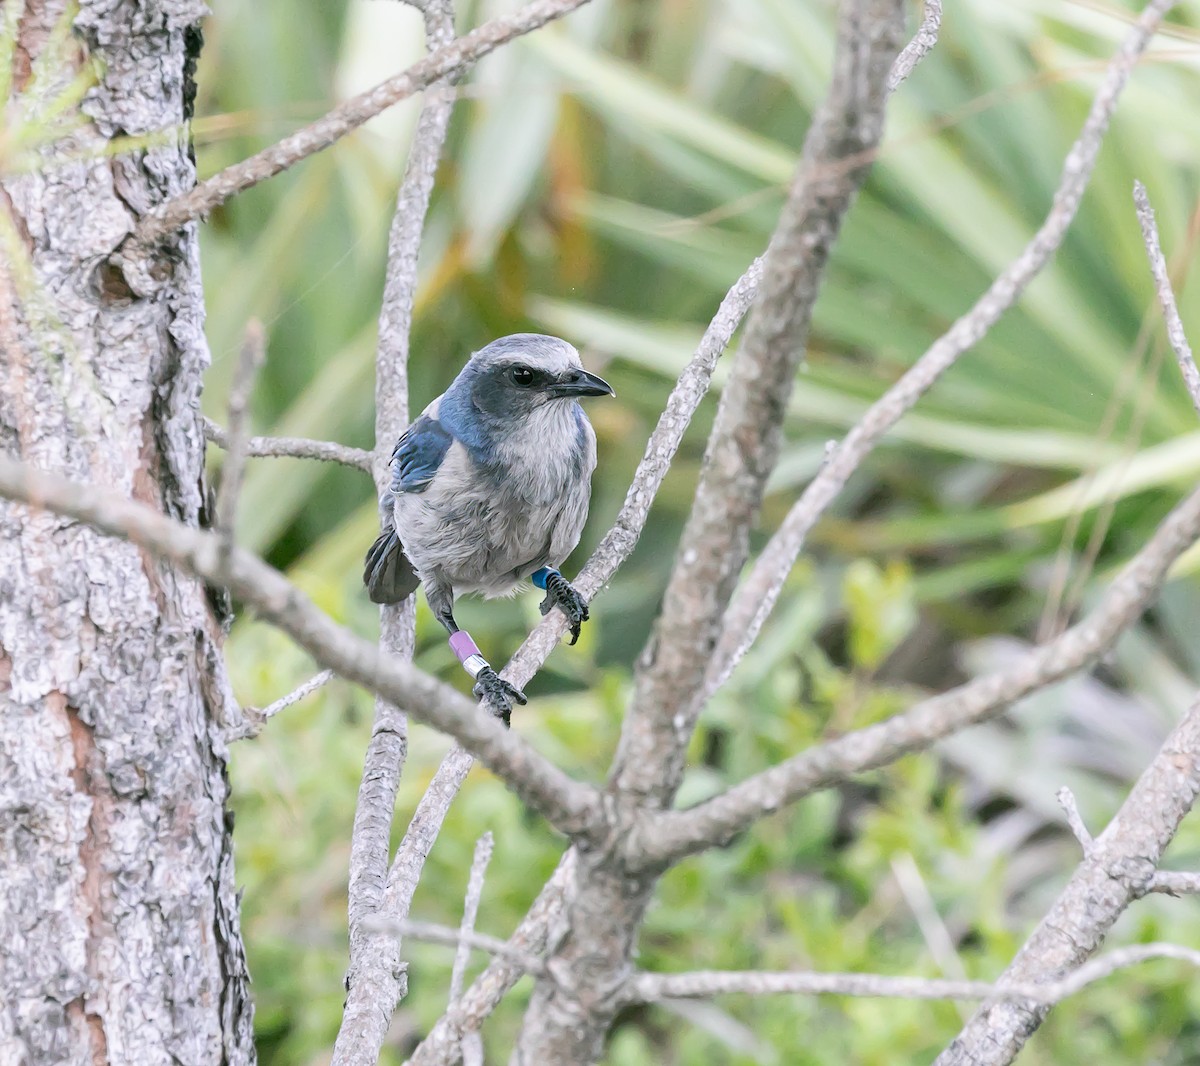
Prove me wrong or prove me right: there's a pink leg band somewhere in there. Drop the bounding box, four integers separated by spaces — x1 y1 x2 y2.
449 631 489 679
449 631 480 662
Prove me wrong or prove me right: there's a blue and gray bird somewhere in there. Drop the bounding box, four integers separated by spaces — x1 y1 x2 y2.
364 334 613 718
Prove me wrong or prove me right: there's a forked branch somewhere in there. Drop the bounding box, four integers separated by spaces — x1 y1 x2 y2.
122 0 594 256
0 455 604 840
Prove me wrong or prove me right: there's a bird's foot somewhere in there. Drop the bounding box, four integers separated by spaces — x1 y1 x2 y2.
539 571 590 645
449 629 526 726
472 667 527 727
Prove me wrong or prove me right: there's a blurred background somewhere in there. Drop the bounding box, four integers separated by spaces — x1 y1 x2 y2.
196 0 1200 1062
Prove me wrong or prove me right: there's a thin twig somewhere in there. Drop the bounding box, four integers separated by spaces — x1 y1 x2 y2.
451 833 495 1005
627 943 1200 1006
610 0 905 810
214 321 266 561
515 4 909 1060
0 455 605 840
121 0 594 258
362 916 544 975
703 0 1180 703
336 4 458 1062
1134 180 1200 418
372 11 458 487
888 0 942 92
639 480 1200 865
387 747 477 925
1057 787 1094 852
1147 871 1200 895
405 850 577 1066
381 259 765 1066
204 417 372 472
227 668 335 742
938 691 1200 1065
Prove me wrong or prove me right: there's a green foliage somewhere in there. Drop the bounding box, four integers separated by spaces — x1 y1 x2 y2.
844 559 918 672
195 0 1200 1061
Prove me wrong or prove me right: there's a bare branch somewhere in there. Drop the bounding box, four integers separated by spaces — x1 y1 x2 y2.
939 691 1200 1065
451 833 495 1005
368 256 766 1065
641 481 1200 865
516 3 908 1061
405 850 577 1066
460 1035 483 1066
346 700 408 931
502 257 764 682
227 668 335 742
890 853 970 1010
1057 786 1094 852
627 943 1200 1006
888 0 942 92
704 0 1181 703
373 4 458 485
1134 180 1200 418
0 455 605 840
120 0 593 258
389 748 477 917
204 417 372 472
214 321 266 557
610 0 906 810
337 5 459 1060
1147 871 1200 896
362 917 542 975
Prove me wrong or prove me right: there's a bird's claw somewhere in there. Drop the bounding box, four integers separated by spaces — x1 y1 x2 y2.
472 666 527 727
539 573 590 645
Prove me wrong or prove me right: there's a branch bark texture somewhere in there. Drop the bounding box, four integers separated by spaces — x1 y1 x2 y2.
628 942 1200 1006
203 417 372 472
611 0 905 809
641 479 1200 864
513 4 906 1062
938 693 1200 1065
1134 180 1200 417
0 456 605 841
336 4 459 1062
703 0 1181 701
122 0 594 259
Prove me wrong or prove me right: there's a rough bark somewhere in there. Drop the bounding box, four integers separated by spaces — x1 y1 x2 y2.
0 3 253 1064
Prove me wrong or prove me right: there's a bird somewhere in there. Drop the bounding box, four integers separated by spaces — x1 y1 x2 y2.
363 333 614 720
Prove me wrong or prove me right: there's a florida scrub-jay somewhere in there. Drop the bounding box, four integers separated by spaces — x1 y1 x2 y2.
363 334 613 719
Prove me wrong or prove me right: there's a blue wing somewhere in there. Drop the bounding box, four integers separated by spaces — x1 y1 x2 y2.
390 414 454 494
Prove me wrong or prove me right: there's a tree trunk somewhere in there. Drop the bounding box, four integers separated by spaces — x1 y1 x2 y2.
0 2 254 1063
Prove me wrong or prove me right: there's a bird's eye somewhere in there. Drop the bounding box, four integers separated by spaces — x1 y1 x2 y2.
510 366 535 387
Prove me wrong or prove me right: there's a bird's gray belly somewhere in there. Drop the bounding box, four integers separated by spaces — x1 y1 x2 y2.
395 480 583 597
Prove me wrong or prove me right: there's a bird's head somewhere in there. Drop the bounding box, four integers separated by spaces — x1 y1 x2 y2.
460 334 614 421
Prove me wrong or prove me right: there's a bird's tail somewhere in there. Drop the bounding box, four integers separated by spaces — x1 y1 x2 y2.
363 529 420 604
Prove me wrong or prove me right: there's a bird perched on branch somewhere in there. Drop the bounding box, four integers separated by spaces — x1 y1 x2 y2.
364 334 613 720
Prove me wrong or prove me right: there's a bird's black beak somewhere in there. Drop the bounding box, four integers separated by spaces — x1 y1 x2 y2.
547 368 615 399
